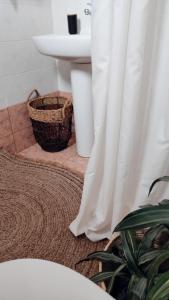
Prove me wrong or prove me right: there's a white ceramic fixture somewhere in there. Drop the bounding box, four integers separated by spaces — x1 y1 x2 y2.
33 34 91 64
33 34 93 158
0 259 114 300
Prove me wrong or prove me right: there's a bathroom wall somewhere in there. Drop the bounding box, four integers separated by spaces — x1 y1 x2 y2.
51 0 72 92
51 0 91 91
0 0 58 109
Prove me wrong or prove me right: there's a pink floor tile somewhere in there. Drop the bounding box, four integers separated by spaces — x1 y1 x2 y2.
64 155 89 175
20 143 66 164
46 91 59 97
14 126 35 153
0 108 12 138
8 102 31 133
20 143 76 165
0 134 16 154
58 91 72 100
19 138 88 176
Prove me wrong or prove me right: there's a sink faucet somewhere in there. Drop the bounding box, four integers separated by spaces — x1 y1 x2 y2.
84 2 92 16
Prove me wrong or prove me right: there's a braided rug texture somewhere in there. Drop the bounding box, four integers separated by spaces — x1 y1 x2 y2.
0 150 106 277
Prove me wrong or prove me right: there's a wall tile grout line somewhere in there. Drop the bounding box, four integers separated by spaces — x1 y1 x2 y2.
6 107 17 153
0 66 57 80
0 39 32 43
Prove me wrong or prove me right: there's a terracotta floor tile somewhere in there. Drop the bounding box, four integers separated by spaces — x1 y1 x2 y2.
58 143 77 159
64 155 89 175
8 102 32 133
58 91 72 100
0 108 12 138
0 134 16 154
14 126 35 153
19 143 41 157
20 139 88 176
20 143 66 164
46 91 59 97
20 143 76 165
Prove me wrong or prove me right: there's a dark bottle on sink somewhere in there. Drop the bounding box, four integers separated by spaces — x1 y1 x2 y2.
67 14 78 34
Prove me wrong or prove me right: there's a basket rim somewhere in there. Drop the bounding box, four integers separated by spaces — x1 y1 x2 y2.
27 90 73 123
28 95 72 112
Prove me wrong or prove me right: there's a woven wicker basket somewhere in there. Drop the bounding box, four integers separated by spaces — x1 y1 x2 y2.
27 90 73 152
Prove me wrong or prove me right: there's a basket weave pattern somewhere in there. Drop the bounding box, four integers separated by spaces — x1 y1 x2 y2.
27 90 73 152
28 96 73 123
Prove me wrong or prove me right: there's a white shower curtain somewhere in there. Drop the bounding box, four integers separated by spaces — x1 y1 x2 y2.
70 0 169 241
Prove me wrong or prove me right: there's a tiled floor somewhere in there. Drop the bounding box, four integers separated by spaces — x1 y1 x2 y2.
19 136 89 176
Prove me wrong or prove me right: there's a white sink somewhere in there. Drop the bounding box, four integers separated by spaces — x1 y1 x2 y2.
33 34 93 157
33 34 91 64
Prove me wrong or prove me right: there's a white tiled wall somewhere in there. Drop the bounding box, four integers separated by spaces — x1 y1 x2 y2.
0 0 58 109
51 0 72 92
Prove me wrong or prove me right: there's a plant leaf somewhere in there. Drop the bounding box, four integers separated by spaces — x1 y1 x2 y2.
107 264 126 294
160 199 169 205
90 271 115 284
139 250 169 265
128 274 139 291
121 230 142 276
163 240 169 249
130 277 147 300
139 204 153 208
114 204 169 232
146 271 169 300
76 251 123 265
138 225 169 256
146 250 169 289
149 176 169 196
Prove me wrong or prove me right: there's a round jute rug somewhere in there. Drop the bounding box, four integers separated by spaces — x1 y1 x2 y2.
0 150 107 277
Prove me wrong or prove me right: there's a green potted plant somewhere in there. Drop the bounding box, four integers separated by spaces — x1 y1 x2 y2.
78 176 169 300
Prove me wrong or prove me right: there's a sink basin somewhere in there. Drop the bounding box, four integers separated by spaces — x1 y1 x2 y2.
33 34 91 63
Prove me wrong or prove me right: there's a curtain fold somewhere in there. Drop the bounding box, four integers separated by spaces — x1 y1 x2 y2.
70 0 169 241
